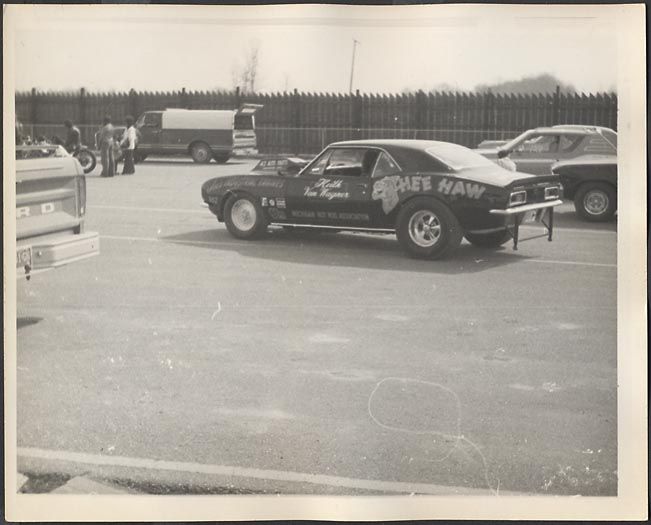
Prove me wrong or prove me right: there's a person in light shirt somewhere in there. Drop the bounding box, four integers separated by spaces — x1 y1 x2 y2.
120 116 137 175
97 116 115 177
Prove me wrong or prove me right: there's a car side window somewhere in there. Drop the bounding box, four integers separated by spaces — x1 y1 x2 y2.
143 113 161 127
372 151 401 178
324 149 366 177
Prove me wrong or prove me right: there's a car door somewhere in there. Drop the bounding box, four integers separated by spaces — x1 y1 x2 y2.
509 133 562 175
283 147 377 227
136 112 162 153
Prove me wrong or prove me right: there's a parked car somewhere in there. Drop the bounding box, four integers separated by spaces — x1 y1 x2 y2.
552 156 617 221
134 105 263 164
16 145 99 279
251 156 309 176
201 139 562 259
476 125 617 175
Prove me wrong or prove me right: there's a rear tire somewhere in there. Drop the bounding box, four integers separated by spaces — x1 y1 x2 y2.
213 154 230 164
573 182 616 222
191 142 212 164
224 195 267 239
75 149 97 174
396 197 463 259
464 230 512 248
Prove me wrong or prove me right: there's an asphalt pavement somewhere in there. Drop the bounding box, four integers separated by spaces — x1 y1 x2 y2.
16 157 617 496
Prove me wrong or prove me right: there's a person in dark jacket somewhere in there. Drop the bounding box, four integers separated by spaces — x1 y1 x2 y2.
63 119 81 153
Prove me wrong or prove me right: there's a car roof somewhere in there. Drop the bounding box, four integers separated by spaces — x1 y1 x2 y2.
329 139 456 152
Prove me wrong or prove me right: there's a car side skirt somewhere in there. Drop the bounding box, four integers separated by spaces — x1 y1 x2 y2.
271 222 395 234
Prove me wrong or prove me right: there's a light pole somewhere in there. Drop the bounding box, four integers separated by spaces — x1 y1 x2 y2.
349 39 360 93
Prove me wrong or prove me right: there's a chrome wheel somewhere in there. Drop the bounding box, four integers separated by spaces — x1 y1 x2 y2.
583 190 609 216
408 210 441 248
230 199 257 231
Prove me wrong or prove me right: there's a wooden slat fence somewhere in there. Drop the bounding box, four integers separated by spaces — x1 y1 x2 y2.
16 87 617 152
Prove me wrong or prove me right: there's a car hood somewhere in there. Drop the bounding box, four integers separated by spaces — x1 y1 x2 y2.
474 148 500 159
552 154 617 171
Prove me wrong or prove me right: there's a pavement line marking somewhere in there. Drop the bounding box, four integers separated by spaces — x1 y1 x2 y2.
101 234 615 268
90 205 617 235
91 205 208 214
523 259 616 268
17 446 500 496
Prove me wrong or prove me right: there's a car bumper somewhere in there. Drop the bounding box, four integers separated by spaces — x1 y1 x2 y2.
489 199 563 216
17 231 100 278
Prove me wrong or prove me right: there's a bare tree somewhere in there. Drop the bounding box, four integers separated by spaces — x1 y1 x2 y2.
232 41 260 94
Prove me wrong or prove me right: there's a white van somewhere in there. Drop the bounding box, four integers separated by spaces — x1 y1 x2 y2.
134 104 263 163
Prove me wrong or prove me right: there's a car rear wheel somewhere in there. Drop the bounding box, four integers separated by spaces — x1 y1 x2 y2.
574 182 616 222
396 197 463 259
464 230 512 248
224 195 267 239
191 142 212 163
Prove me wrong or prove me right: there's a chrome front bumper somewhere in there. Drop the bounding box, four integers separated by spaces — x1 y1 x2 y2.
17 231 99 279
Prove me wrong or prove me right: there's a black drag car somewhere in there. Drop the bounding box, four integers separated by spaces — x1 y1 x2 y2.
552 156 617 222
201 140 563 259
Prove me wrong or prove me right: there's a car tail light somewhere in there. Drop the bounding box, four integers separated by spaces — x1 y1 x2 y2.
544 185 560 200
509 190 527 206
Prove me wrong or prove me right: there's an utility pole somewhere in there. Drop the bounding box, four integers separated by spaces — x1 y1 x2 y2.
349 39 360 93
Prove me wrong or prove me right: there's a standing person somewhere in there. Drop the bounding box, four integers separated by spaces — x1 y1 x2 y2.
63 119 81 153
97 116 115 177
120 116 137 175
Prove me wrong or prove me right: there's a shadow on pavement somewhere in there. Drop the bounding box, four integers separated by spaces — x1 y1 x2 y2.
551 204 617 233
17 316 43 330
162 228 532 275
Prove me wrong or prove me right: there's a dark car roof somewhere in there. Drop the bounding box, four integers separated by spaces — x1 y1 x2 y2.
330 139 451 152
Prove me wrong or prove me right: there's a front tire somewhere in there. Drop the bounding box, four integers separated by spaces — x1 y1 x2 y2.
464 230 512 248
191 142 212 164
573 182 616 222
396 197 463 259
224 195 267 239
75 149 97 174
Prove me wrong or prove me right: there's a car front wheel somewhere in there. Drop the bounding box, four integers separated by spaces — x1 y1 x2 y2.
396 197 463 259
224 195 267 239
464 230 512 248
574 182 616 222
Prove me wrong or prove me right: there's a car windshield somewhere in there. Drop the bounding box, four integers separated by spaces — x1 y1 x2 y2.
16 145 69 160
425 143 495 170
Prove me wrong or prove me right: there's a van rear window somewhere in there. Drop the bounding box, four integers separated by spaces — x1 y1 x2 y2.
234 114 254 130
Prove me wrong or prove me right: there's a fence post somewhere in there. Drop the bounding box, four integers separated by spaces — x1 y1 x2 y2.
352 89 362 139
79 87 87 125
292 88 301 154
30 87 38 125
235 86 242 109
415 90 427 140
181 87 189 109
554 85 560 124
128 89 139 119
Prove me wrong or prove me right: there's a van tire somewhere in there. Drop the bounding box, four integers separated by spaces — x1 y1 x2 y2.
190 142 212 164
213 154 230 164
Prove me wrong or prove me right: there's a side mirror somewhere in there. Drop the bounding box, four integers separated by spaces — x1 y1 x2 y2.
497 148 509 159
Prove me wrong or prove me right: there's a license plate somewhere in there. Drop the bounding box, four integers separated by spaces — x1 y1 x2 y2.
523 209 545 223
17 246 32 269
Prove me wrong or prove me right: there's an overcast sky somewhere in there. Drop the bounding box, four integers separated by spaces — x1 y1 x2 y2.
9 4 619 95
